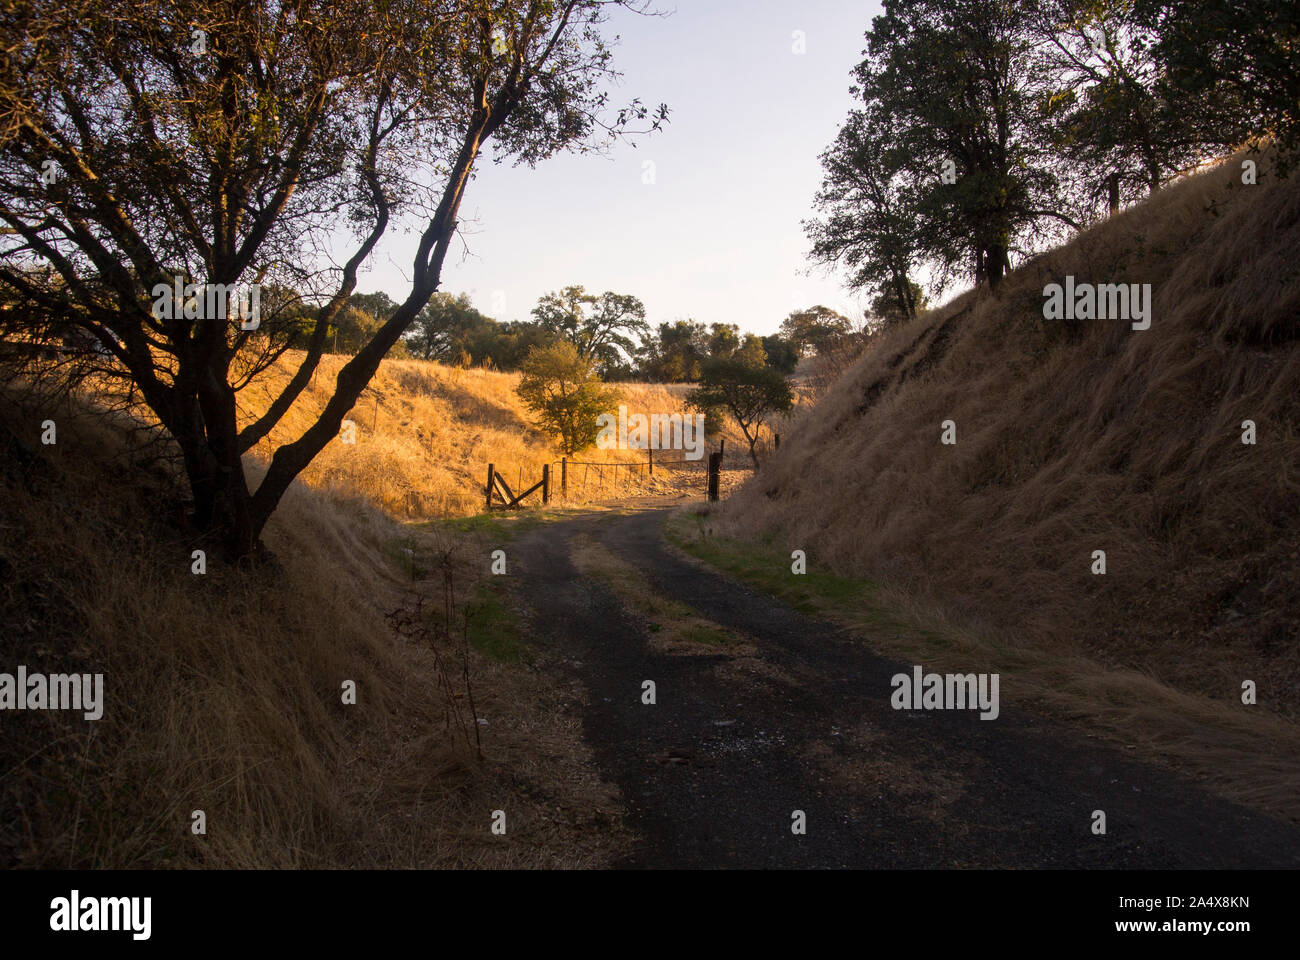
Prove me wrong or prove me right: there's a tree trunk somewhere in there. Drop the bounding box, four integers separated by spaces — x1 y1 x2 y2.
175 394 259 562
985 241 1007 291
741 424 759 469
231 109 490 557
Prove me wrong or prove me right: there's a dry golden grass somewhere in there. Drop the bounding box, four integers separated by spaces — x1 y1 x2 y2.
235 353 760 513
1 335 779 867
0 392 628 868
708 151 1300 810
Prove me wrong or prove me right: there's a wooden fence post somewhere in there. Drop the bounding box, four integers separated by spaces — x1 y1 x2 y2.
542 463 550 504
707 452 721 502
648 447 654 476
775 433 780 450
485 463 495 511
561 457 567 499
720 437 725 459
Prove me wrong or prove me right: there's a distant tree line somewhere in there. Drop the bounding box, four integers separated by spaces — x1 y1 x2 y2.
515 318 797 462
295 283 856 384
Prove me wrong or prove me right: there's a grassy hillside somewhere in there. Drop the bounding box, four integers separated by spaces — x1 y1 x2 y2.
237 353 756 513
0 382 628 868
0 343 763 867
699 153 1300 813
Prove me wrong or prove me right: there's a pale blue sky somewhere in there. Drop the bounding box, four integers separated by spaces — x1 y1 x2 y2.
355 0 885 337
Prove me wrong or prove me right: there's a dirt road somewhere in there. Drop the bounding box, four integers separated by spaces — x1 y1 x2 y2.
510 506 1300 868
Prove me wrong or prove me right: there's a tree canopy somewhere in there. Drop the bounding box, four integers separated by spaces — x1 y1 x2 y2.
530 284 650 376
0 0 666 557
687 354 793 468
809 0 1291 311
516 340 619 455
780 306 853 357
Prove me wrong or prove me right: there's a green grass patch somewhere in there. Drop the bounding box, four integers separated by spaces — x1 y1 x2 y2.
663 510 888 624
426 505 619 540
464 577 526 664
678 623 737 647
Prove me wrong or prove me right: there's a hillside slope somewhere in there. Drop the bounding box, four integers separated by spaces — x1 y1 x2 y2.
0 391 627 867
0 346 747 866
720 152 1300 720
237 355 750 515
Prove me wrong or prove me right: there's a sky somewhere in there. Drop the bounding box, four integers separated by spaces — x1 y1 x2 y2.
354 0 886 338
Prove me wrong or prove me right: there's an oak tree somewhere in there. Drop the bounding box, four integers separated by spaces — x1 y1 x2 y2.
0 0 665 558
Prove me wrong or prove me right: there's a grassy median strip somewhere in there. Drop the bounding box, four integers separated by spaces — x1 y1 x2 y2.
570 532 748 654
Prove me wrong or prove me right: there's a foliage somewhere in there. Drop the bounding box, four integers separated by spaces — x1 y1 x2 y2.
516 340 620 455
869 280 929 328
530 284 650 376
1138 0 1300 176
806 105 927 316
686 354 793 467
0 0 666 557
759 334 799 374
638 319 708 382
810 0 1290 306
780 306 854 356
1030 0 1238 209
405 292 493 362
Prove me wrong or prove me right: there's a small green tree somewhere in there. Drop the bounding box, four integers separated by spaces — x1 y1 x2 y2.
516 341 619 456
687 356 794 468
329 300 408 357
330 304 381 355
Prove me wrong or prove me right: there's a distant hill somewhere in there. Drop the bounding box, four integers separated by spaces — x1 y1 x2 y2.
235 353 754 514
